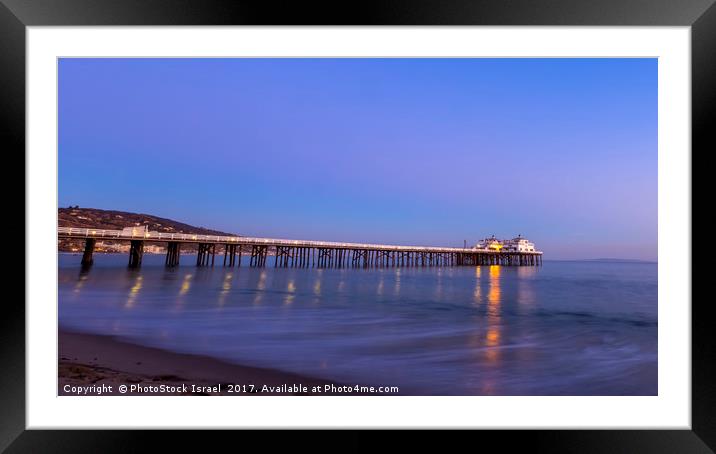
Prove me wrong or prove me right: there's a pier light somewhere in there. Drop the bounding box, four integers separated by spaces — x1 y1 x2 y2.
91 230 96 235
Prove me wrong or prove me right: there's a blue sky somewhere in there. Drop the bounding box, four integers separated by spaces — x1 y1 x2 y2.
59 58 657 260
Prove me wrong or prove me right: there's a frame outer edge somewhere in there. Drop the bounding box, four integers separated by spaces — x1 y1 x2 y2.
0 0 27 452
1 0 713 450
691 1 716 451
0 0 715 25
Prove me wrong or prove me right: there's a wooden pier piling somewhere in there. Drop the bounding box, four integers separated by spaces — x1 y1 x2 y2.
165 242 181 267
223 243 238 267
250 245 267 267
128 240 144 268
196 243 216 267
81 238 96 267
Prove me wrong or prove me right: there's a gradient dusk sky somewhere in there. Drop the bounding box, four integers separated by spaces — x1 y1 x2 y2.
59 58 657 261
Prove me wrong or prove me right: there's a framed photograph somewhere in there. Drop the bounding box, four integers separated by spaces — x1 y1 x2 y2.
6 0 711 449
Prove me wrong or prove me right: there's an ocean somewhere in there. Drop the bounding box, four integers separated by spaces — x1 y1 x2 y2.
58 253 657 395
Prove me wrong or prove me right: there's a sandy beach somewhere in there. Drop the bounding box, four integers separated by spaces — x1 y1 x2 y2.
59 329 349 396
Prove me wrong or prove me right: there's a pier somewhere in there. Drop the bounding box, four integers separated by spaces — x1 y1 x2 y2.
59 227 543 269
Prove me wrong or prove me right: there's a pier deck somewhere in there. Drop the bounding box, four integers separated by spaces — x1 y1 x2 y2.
59 227 542 268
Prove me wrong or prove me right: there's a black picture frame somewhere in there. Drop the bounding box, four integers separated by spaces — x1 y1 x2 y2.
2 0 710 450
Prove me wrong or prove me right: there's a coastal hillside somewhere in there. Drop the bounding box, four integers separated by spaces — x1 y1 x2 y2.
59 207 237 253
59 207 235 236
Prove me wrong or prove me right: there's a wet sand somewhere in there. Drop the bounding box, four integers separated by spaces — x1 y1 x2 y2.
58 329 347 396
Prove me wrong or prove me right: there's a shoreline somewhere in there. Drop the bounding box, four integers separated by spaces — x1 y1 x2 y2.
59 329 358 396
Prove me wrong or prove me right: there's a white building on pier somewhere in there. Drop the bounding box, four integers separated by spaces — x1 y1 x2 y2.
502 235 536 252
475 235 537 252
475 235 503 251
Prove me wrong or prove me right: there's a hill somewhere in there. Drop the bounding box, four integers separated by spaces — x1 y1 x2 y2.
58 207 237 253
59 207 236 236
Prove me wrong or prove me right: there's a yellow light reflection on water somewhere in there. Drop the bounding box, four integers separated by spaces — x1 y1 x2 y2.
253 271 268 305
487 265 501 311
394 268 401 296
312 269 323 305
73 273 89 294
465 265 503 394
284 279 296 305
125 275 143 309
222 273 233 291
313 269 323 296
485 265 502 364
179 274 192 296
257 271 267 290
473 266 482 304
434 268 443 298
218 272 233 307
486 327 500 346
